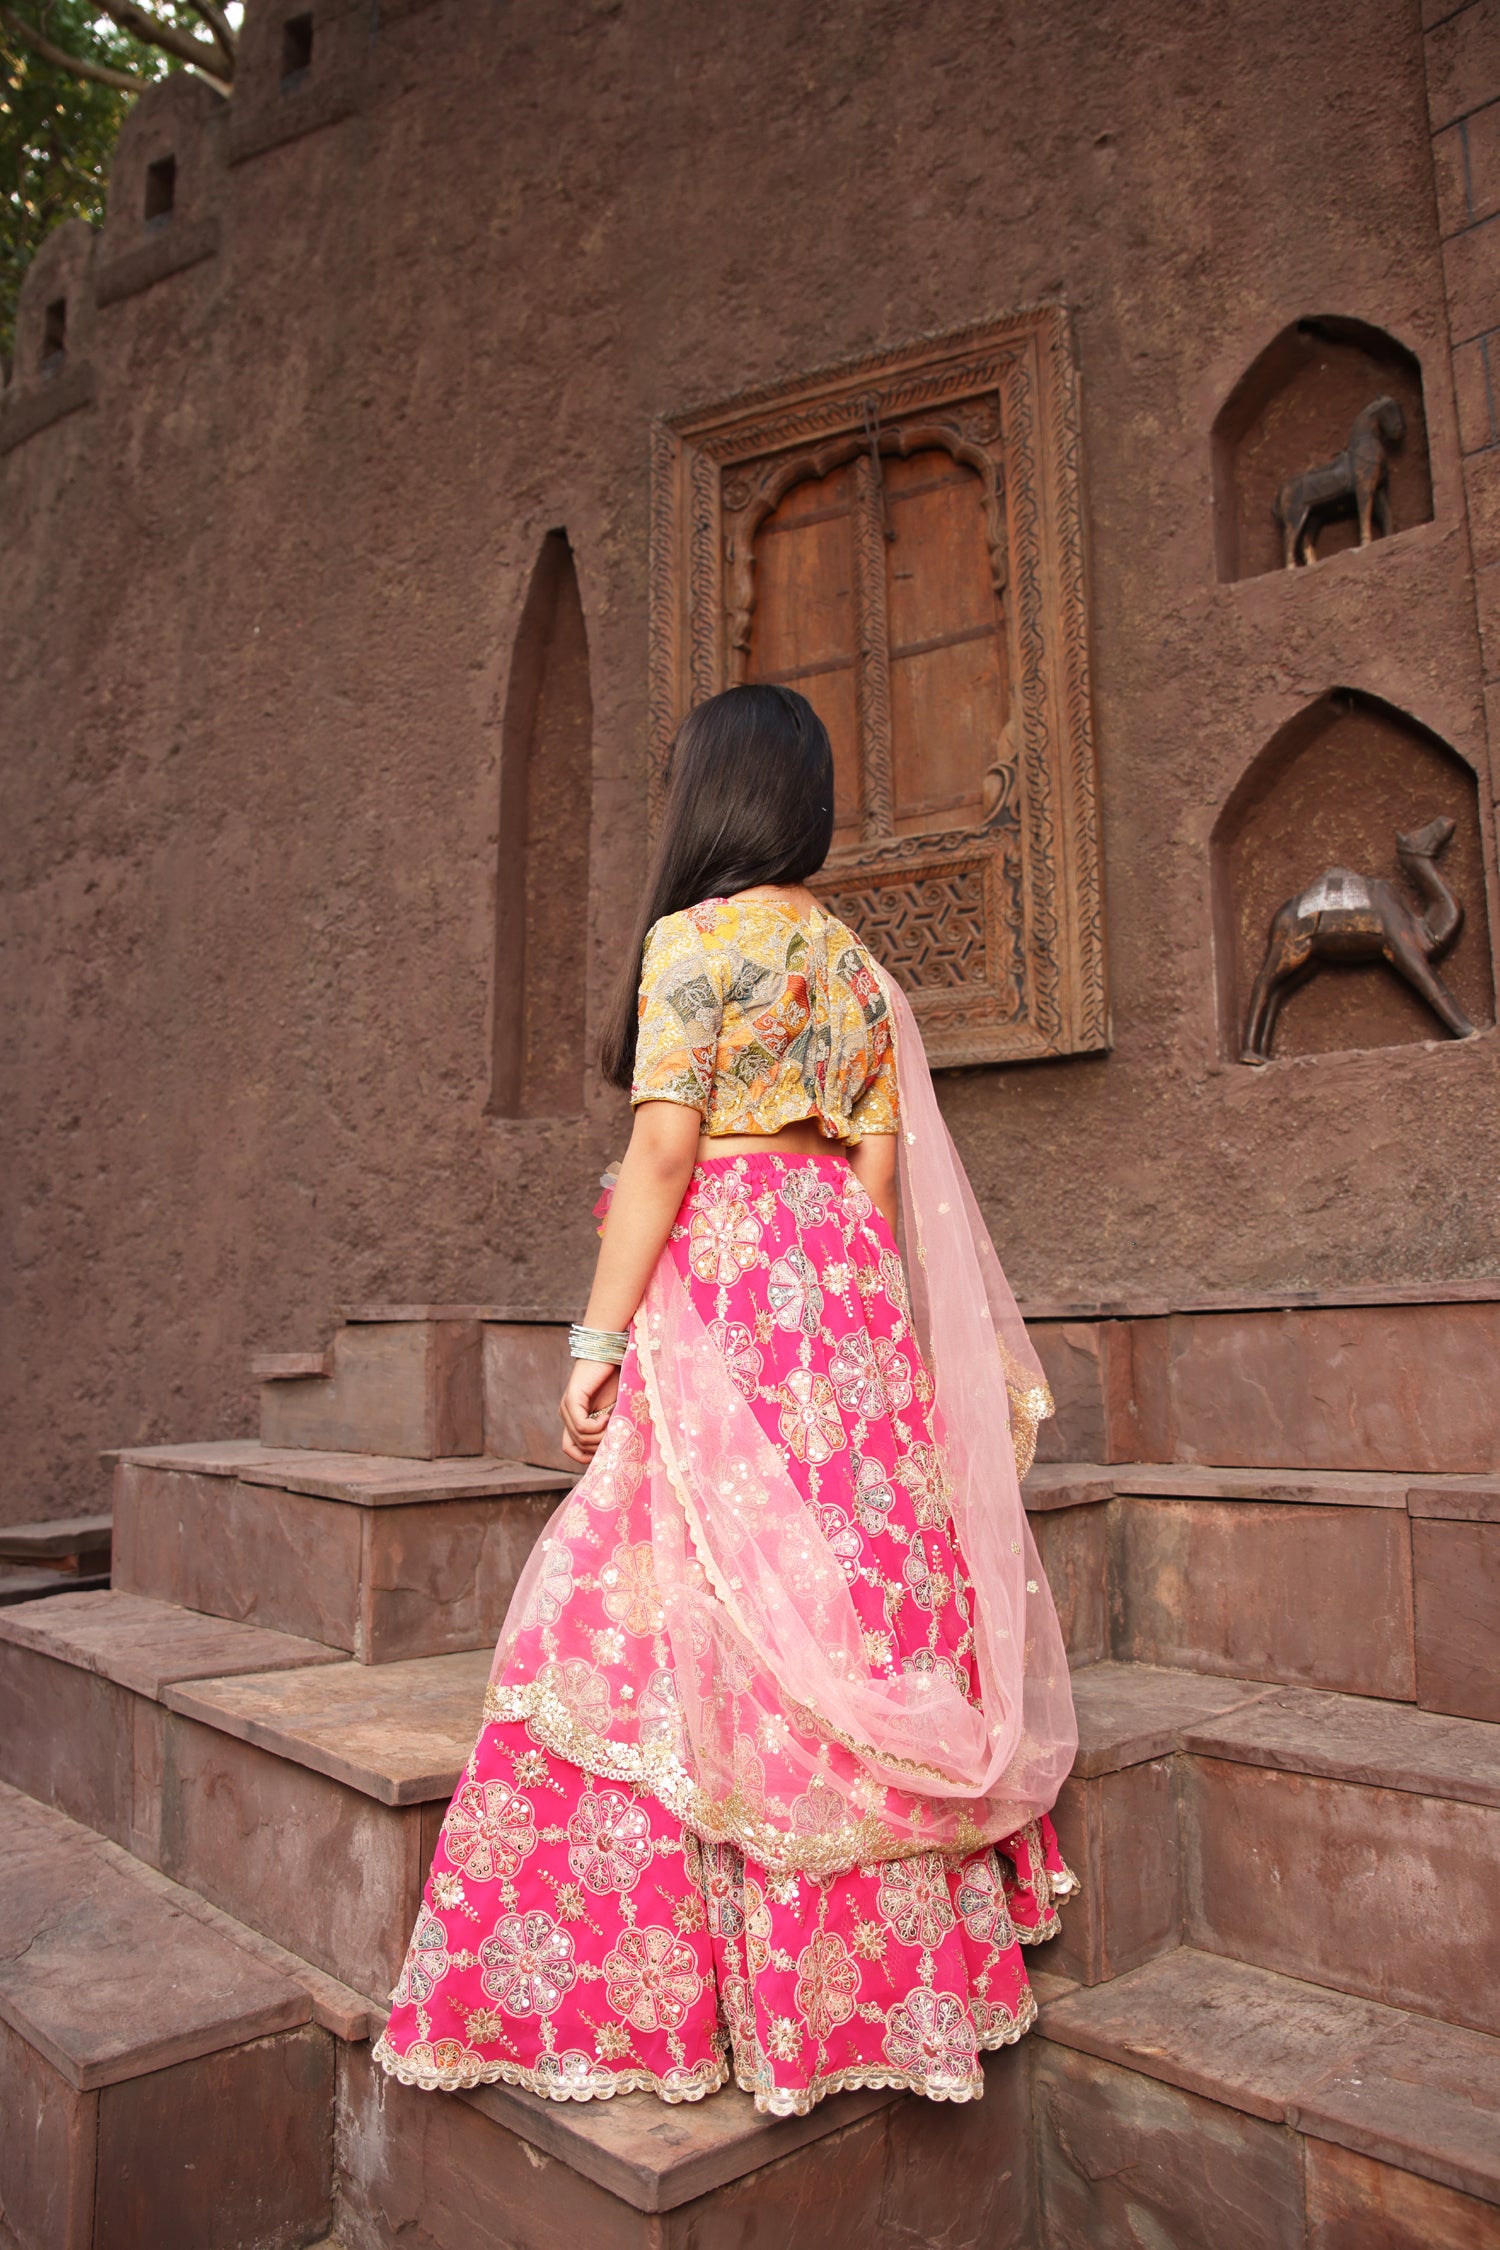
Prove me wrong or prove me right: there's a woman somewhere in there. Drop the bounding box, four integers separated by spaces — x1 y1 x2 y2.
375 684 1077 2117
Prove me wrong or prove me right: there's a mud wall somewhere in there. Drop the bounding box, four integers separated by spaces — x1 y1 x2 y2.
3 0 1499 1517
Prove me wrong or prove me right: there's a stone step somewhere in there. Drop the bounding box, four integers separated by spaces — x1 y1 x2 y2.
346 1954 1500 2249
110 1438 570 1662
1409 1480 1500 1727
1020 1467 1112 1669
1027 1294 1500 1474
0 1513 113 1566
251 1348 331 1380
1181 1685 1500 2042
158 1646 490 2002
30 1581 1488 2053
2 1606 1205 2024
257 1315 484 1458
253 1310 574 1474
0 1781 334 2250
0 1588 346 1865
1112 1483 1420 1702
1024 1461 1500 1719
1035 1948 1500 2238
1044 1663 1279 1990
0 1563 111 1606
1042 1659 1500 2049
0 1586 486 2007
480 1317 572 1474
337 2041 1038 2250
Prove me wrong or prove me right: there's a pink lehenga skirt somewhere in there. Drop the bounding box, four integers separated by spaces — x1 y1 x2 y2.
374 1152 1076 2117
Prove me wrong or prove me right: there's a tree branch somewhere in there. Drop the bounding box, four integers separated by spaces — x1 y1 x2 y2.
0 4 147 90
185 2 236 67
91 1 230 85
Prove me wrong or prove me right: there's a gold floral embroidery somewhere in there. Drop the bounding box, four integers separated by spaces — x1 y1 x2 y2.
767 1247 823 1335
566 1790 654 1894
882 1988 980 2089
795 1932 861 2040
876 1857 957 1949
602 1926 704 2033
392 1909 450 2008
687 1181 763 1285
599 1542 664 1638
441 1779 537 1884
478 1911 577 2017
954 1853 1018 1950
777 1368 846 1465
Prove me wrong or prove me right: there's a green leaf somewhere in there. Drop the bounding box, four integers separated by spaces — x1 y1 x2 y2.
0 3 184 372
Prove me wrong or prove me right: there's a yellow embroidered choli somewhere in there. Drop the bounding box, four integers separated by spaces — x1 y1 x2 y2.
631 896 899 1143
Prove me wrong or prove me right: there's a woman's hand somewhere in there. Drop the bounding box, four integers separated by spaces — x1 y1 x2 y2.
560 1359 621 1464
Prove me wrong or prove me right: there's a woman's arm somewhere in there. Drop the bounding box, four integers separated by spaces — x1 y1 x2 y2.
559 1100 703 1463
849 1131 898 1233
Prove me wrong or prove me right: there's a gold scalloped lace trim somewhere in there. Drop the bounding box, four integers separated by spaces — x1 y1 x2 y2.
1015 1857 1080 1946
373 1985 1043 2118
484 1672 1063 1884
739 1983 1041 2117
371 2032 730 2104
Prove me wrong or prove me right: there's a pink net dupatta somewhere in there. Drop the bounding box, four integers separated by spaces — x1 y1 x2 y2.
488 971 1076 1878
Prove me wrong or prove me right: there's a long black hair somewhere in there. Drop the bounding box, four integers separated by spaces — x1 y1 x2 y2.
599 683 834 1089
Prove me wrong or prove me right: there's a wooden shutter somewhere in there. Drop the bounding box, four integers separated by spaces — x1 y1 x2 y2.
649 307 1108 1065
745 457 864 844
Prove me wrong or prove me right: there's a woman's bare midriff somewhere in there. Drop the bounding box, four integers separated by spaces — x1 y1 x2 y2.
697 1119 847 1159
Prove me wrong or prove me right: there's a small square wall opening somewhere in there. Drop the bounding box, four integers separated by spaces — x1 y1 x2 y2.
144 154 176 227
281 12 314 84
41 298 66 368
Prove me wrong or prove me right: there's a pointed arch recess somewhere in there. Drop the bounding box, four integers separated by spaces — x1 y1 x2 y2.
1212 317 1431 583
1211 690 1492 1062
490 531 592 1118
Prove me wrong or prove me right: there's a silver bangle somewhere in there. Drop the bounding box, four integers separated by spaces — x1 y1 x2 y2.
569 1323 629 1365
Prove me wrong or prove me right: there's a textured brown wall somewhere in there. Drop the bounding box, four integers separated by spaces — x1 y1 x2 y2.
3 0 1499 1519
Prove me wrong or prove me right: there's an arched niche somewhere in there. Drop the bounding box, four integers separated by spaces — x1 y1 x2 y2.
1212 318 1431 583
1211 690 1493 1063
489 531 592 1118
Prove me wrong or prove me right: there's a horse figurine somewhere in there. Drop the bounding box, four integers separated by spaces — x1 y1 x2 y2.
1272 396 1405 568
1240 814 1476 1064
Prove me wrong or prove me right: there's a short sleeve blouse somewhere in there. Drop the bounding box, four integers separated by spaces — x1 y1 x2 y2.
630 896 898 1144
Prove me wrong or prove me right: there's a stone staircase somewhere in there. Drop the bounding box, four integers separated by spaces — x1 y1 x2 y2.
1 1303 1497 2247
0 1514 112 1608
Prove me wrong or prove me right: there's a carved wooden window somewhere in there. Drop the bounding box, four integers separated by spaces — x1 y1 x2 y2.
649 308 1108 1065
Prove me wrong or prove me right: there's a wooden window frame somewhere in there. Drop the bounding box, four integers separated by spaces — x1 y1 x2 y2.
648 306 1109 1067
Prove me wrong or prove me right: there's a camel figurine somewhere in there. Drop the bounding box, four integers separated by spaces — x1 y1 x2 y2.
1272 396 1405 568
1240 814 1476 1064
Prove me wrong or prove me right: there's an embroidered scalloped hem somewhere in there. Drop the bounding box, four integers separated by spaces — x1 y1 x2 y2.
1013 1860 1080 1949
737 1984 1040 2117
373 1986 1045 2120
370 2032 732 2104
